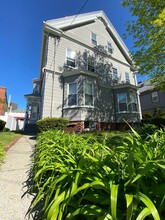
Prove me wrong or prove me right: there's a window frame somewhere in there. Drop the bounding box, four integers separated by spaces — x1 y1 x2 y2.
66 48 76 68
84 82 94 106
125 72 130 83
107 42 113 54
87 55 95 72
151 91 159 102
91 32 97 46
130 93 138 112
112 68 118 81
117 93 128 112
67 83 78 106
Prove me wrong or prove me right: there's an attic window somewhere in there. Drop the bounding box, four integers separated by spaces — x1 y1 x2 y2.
91 32 97 46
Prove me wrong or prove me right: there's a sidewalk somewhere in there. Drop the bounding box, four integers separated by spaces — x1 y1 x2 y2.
0 135 36 220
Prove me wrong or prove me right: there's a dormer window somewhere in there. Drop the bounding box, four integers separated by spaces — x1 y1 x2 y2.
107 42 113 54
91 32 97 46
66 48 76 68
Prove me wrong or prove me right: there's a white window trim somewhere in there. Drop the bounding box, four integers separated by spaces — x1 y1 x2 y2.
91 32 97 46
125 72 130 83
87 54 96 72
67 83 78 107
84 82 94 107
131 93 138 112
112 67 118 81
117 93 128 113
66 48 76 68
151 91 159 102
107 41 113 54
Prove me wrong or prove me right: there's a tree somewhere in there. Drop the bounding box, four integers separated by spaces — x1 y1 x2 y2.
122 0 165 90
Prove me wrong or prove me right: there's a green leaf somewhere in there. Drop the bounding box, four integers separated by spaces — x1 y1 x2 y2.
67 205 106 218
110 184 119 220
136 192 160 220
125 194 134 220
136 207 150 220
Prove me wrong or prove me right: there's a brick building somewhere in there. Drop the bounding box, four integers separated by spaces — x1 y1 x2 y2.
0 87 7 115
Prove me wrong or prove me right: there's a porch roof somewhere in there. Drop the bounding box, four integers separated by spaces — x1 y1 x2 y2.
24 93 41 101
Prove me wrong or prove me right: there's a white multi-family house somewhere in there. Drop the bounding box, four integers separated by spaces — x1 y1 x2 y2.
24 11 141 132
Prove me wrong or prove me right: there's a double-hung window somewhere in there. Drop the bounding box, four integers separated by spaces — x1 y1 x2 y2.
66 48 76 68
68 83 77 106
125 72 130 83
151 91 159 102
88 55 95 72
112 68 118 81
91 32 97 46
107 42 113 54
130 93 138 112
85 83 93 106
117 93 128 112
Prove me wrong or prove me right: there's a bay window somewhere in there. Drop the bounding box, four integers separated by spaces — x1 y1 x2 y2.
117 93 128 112
85 83 93 106
130 93 138 112
68 83 77 106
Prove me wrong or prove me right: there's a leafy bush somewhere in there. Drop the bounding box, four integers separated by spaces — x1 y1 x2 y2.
142 107 165 128
0 120 6 131
137 123 158 139
37 117 69 133
28 128 165 219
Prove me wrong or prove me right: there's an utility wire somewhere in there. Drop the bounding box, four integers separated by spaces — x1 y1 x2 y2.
69 0 89 27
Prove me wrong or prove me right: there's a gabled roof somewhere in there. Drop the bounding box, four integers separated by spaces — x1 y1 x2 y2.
138 80 154 93
44 11 132 65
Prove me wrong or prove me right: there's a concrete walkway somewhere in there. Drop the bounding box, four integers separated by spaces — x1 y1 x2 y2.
0 135 36 220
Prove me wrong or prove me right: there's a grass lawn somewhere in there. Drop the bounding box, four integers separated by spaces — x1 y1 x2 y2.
0 132 22 163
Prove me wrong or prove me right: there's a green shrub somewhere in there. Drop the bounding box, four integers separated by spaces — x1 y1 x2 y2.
37 117 69 133
0 120 6 131
138 123 158 139
28 128 165 219
142 108 165 128
3 127 10 132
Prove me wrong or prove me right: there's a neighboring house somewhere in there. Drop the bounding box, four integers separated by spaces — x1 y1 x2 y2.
24 11 141 132
0 112 25 131
138 80 165 114
0 86 7 115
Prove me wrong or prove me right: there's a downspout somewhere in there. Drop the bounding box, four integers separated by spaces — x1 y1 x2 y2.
50 36 61 117
50 37 56 117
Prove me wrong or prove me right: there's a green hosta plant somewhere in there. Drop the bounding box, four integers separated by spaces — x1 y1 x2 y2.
28 128 165 219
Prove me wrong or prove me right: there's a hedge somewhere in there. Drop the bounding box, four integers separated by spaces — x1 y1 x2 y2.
37 117 69 133
0 120 6 131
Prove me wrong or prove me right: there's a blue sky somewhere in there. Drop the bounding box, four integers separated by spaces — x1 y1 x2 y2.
0 0 143 109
